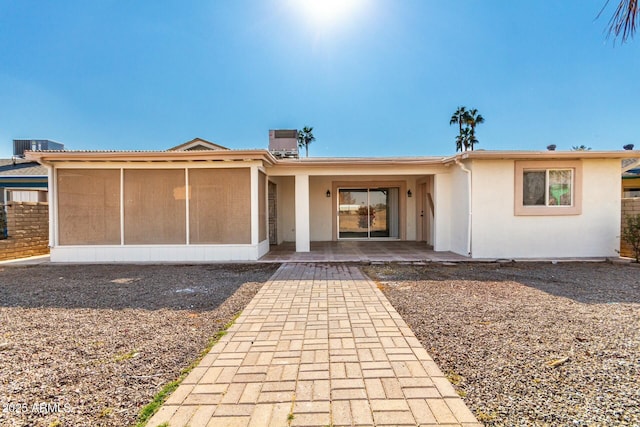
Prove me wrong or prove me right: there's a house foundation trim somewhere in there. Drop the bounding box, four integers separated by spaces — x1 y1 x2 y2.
49 244 264 263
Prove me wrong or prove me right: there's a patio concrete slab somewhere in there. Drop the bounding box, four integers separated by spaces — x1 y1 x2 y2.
259 241 470 263
147 263 480 427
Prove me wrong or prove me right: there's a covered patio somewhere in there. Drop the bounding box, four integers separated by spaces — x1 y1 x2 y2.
258 241 469 263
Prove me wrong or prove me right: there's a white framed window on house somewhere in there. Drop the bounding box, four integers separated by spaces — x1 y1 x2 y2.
514 160 582 216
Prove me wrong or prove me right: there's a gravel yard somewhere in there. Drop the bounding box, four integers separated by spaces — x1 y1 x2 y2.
0 263 278 427
363 262 640 426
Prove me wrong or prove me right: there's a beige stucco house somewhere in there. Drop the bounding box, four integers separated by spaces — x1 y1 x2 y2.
25 136 639 262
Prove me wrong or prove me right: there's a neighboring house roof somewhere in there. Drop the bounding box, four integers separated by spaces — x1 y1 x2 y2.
167 138 229 151
622 158 639 169
623 167 640 179
0 159 48 176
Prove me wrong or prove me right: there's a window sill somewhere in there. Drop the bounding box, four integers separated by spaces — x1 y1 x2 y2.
514 205 582 216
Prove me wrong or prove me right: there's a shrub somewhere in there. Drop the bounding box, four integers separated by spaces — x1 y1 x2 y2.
621 214 640 262
0 204 7 240
357 205 375 228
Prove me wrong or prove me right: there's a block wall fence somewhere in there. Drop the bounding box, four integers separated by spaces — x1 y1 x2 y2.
0 202 49 261
620 198 640 258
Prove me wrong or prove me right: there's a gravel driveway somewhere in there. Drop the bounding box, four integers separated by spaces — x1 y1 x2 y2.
0 263 278 427
363 262 640 426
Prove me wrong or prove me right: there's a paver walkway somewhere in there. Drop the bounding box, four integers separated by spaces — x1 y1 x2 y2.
148 263 480 427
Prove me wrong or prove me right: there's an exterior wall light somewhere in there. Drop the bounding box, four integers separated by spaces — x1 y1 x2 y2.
326 190 331 198
407 189 412 198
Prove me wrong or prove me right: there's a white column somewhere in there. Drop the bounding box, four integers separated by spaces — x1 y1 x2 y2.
120 168 124 245
433 173 451 252
48 165 56 247
184 168 190 245
295 174 310 252
251 166 259 245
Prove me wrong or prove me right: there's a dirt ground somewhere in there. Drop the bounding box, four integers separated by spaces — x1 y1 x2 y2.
363 261 640 426
2 261 638 426
0 263 278 427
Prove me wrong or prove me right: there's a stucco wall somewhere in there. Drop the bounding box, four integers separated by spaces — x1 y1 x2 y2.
269 176 295 243
305 175 418 241
0 202 49 261
471 159 621 258
310 176 334 241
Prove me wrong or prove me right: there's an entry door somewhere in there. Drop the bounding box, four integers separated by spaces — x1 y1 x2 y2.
338 188 399 239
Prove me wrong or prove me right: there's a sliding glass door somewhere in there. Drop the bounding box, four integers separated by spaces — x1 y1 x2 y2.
338 188 399 239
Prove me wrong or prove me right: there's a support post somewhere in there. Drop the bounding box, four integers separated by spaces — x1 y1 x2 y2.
295 174 310 252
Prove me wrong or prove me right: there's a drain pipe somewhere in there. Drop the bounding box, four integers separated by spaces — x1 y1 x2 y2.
455 158 472 257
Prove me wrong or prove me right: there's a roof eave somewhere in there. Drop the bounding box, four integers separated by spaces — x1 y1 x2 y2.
273 157 446 167
445 150 640 163
25 150 277 166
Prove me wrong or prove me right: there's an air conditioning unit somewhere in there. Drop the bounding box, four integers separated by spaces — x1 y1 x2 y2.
269 130 298 158
13 139 64 157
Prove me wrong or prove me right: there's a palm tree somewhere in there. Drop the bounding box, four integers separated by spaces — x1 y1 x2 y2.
455 132 465 152
467 130 479 151
297 126 315 158
456 128 473 152
465 109 484 151
600 0 638 43
571 145 592 151
449 107 467 139
450 106 484 152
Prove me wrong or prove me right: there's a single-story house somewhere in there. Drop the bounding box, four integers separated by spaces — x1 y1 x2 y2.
25 136 640 262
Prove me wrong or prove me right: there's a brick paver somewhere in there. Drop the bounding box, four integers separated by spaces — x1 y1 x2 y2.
147 263 480 427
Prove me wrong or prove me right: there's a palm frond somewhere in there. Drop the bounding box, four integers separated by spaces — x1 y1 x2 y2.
600 0 638 43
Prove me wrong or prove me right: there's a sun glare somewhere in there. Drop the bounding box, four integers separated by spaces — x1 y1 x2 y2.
292 0 365 27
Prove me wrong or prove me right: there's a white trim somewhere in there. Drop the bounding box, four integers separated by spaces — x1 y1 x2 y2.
119 168 124 245
271 165 450 177
455 159 472 256
258 239 270 258
185 168 190 245
49 166 56 247
295 174 310 252
432 173 451 252
49 161 265 170
49 244 263 263
251 167 259 245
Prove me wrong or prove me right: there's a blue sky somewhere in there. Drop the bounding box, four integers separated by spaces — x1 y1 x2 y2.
1 0 639 158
